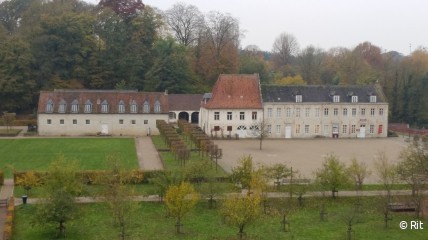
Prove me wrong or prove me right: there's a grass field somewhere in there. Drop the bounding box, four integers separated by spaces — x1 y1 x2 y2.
12 197 427 240
0 138 139 177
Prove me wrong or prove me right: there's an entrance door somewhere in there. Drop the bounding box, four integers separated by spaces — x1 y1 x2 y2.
358 125 366 138
285 125 291 139
101 124 109 135
237 126 246 138
323 125 329 137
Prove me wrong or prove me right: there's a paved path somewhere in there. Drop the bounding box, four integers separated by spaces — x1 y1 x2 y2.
0 179 14 240
134 137 164 171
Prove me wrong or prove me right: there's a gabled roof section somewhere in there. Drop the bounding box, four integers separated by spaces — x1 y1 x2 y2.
38 90 169 114
168 94 204 111
261 85 387 103
204 74 263 109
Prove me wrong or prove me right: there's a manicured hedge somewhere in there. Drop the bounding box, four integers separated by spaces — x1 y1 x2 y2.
0 120 37 126
0 171 4 185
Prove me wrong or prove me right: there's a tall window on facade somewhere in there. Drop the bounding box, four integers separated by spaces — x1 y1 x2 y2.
227 112 232 120
352 108 356 116
333 108 338 116
315 125 320 134
58 100 66 113
118 100 125 113
361 108 366 116
130 100 137 113
370 108 375 116
84 100 92 113
46 99 54 113
154 100 161 113
267 125 271 133
267 108 272 118
252 112 257 120
343 108 348 116
276 108 281 118
379 108 384 115
351 125 356 133
315 108 320 117
342 125 347 133
304 125 309 134
101 100 109 113
295 95 302 103
324 108 329 116
305 108 310 117
370 95 377 103
333 95 340 103
214 112 219 120
286 108 291 117
240 112 245 120
71 100 79 113
296 124 301 134
296 108 301 117
370 125 374 134
274 125 279 134
352 96 358 103
143 101 150 113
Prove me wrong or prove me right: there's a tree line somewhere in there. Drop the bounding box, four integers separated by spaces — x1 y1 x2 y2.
1 0 427 127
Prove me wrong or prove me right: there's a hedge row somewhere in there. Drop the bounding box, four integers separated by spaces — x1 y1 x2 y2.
3 197 14 240
0 171 4 185
14 170 145 186
0 120 37 126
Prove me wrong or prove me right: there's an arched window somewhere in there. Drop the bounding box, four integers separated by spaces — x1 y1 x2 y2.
130 100 137 113
143 100 150 113
46 99 54 113
84 100 92 113
58 99 66 113
118 100 125 113
101 100 109 113
71 99 79 113
154 100 161 113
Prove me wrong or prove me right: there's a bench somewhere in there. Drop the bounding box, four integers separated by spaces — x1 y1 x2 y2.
281 178 311 185
388 202 416 212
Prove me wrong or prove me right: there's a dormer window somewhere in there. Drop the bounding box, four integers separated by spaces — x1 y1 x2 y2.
101 100 109 113
71 99 79 113
58 99 66 113
333 95 340 103
46 99 54 113
130 100 137 113
295 95 302 103
351 96 358 103
154 100 161 113
370 95 377 103
84 100 92 113
118 100 125 113
143 101 150 113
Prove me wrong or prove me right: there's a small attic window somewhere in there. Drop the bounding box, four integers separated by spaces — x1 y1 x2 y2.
295 95 302 103
351 96 358 103
154 100 161 113
101 100 109 113
143 101 150 113
333 95 340 103
58 99 66 113
71 99 79 113
46 99 54 113
370 95 377 103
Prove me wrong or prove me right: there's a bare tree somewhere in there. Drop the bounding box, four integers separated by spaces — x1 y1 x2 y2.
252 119 270 150
164 2 204 46
297 45 325 84
374 151 397 202
272 32 299 66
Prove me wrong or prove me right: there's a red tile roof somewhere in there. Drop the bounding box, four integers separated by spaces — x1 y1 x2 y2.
38 90 169 114
168 94 204 111
204 74 263 109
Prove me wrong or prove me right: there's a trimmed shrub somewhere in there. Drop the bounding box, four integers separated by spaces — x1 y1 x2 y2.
0 171 4 185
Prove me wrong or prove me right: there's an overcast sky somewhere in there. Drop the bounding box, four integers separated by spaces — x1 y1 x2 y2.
84 0 427 55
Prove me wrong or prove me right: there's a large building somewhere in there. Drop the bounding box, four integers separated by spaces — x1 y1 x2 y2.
37 90 169 136
199 74 264 138
262 85 388 138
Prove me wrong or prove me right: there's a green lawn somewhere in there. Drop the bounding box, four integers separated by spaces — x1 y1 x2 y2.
13 197 427 240
0 138 138 177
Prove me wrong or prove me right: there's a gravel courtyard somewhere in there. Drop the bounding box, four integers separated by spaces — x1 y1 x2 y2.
215 137 411 183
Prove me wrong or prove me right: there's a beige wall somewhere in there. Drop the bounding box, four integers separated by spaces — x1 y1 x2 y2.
263 102 388 138
38 113 168 136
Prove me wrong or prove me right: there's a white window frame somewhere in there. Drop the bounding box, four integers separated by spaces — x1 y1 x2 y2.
227 112 232 120
276 108 281 118
379 108 384 116
296 108 301 117
267 108 272 118
333 108 338 116
118 101 125 113
304 125 309 134
101 100 109 113
71 102 79 113
305 108 310 117
370 96 377 103
342 125 347 133
295 95 302 103
286 108 291 117
276 125 281 134
214 112 220 120
154 100 161 113
130 102 137 113
143 101 150 113
240 112 245 120
84 100 92 113
352 108 356 116
46 100 54 113
343 108 348 116
352 96 358 103
333 95 340 103
58 101 66 113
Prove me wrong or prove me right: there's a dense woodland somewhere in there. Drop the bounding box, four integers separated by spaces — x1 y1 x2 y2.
0 0 427 126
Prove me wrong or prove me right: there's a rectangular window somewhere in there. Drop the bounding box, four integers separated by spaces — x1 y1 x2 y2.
343 108 348 116
286 108 291 117
60 119 64 125
370 125 374 134
144 120 148 124
118 104 125 113
240 112 245 120
47 119 52 124
131 120 136 124
361 108 366 116
119 119 124 124
352 108 356 116
315 108 320 117
252 112 257 120
214 112 220 120
352 96 358 103
214 126 220 131
227 126 232 131
324 108 329 116
296 124 300 134
71 104 78 113
333 95 340 103
267 124 272 133
379 108 384 116
342 125 347 134
276 125 281 134
370 108 375 116
58 104 66 113
296 95 302 103
227 112 232 120
304 125 309 134
131 104 137 113
169 112 175 119
296 108 301 117
86 120 90 124
378 125 383 134
370 96 377 103
101 104 109 113
267 108 272 118
305 108 310 117
73 119 77 125
276 108 281 118
84 104 92 113
333 108 338 116
315 125 320 134
351 125 356 133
